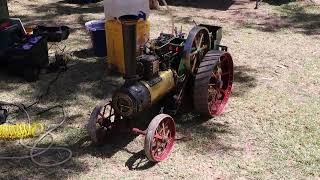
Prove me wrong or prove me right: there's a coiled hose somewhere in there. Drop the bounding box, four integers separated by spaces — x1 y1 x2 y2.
0 102 72 167
0 123 44 140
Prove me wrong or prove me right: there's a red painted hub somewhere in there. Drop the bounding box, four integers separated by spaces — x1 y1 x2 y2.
208 53 234 116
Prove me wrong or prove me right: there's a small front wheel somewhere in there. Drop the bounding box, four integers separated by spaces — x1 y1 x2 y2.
144 114 176 162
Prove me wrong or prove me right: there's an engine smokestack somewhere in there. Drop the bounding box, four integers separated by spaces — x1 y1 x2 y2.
119 15 139 82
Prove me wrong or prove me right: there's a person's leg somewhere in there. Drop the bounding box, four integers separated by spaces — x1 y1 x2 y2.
255 0 260 9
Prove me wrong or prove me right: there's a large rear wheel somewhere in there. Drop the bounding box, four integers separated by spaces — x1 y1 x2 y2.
193 50 234 116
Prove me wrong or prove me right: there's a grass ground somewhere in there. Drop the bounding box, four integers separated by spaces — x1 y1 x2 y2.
0 0 319 179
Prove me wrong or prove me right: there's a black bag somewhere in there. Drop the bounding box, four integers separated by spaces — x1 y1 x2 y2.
33 26 70 42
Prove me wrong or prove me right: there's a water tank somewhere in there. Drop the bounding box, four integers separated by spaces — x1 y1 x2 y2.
104 0 150 20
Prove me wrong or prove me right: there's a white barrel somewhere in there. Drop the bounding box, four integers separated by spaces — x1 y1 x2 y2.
104 0 150 20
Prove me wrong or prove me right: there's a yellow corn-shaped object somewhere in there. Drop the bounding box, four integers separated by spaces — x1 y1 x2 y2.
0 123 44 140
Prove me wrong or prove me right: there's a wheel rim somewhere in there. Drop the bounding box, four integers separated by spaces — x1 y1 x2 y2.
87 99 119 144
208 53 233 116
183 26 211 74
145 114 176 162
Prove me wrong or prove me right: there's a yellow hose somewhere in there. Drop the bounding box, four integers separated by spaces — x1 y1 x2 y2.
0 123 44 140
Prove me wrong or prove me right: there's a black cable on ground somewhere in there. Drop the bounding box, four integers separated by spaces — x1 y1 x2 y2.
25 69 64 110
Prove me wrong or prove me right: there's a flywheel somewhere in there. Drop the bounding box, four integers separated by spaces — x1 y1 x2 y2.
181 26 211 75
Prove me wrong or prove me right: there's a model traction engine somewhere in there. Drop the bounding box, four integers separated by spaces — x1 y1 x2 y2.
87 15 234 162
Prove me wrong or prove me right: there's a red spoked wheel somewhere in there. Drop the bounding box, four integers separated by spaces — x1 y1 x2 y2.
144 114 176 162
87 98 120 144
193 50 234 116
209 53 233 115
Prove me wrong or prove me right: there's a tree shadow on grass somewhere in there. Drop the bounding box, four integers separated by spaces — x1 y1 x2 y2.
29 58 121 104
0 58 122 106
232 65 258 97
66 133 138 162
174 113 242 155
47 105 240 171
72 48 95 59
264 0 297 6
0 143 89 180
125 150 157 171
10 0 104 26
165 0 235 11
0 68 24 92
235 3 320 36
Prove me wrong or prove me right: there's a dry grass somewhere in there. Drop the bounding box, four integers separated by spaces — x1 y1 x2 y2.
0 0 319 179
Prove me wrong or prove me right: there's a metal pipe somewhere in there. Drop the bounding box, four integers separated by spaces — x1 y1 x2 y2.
119 15 139 82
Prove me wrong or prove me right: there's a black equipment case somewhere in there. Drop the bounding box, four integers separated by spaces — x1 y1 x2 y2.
6 35 49 81
0 18 49 81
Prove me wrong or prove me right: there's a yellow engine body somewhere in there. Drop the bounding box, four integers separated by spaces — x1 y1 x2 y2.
141 70 176 104
105 19 150 74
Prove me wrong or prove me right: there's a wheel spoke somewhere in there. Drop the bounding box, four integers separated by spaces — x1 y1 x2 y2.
157 148 163 156
102 106 106 117
154 133 163 140
221 72 230 76
218 88 227 95
98 112 104 118
108 106 112 119
88 99 122 144
157 126 163 136
189 45 208 57
191 57 198 73
97 117 104 124
208 83 217 87
198 33 204 49
161 122 166 136
165 129 170 139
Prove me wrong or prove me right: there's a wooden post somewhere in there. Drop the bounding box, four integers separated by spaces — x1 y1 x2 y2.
0 0 9 18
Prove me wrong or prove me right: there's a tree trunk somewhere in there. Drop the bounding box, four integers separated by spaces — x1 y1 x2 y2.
0 0 9 18
149 0 160 10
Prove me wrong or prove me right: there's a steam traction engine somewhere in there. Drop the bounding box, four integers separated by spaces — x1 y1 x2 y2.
87 15 234 162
